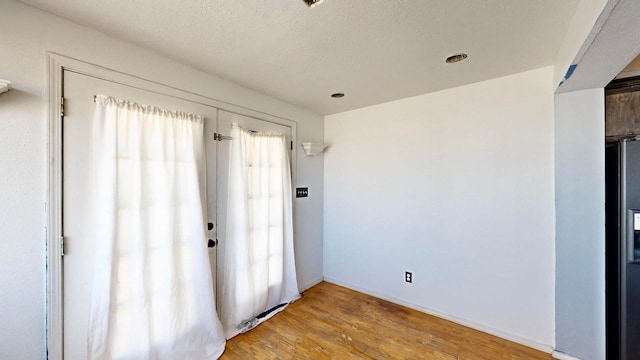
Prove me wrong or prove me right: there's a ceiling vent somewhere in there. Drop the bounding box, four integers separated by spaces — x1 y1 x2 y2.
303 0 323 8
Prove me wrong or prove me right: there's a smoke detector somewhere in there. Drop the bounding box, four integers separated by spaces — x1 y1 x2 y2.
303 0 323 8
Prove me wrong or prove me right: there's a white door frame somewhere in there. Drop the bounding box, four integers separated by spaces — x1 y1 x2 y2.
45 52 297 359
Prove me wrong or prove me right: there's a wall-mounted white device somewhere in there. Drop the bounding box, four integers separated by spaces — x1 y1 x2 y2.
0 80 11 95
301 142 327 156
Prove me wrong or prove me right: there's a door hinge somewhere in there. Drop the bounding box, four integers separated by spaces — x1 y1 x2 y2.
291 141 293 150
60 97 65 117
60 235 65 257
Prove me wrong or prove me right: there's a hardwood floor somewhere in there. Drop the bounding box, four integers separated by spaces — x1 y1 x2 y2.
221 282 554 359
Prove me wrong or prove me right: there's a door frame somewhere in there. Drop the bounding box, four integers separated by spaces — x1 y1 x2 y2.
45 52 297 359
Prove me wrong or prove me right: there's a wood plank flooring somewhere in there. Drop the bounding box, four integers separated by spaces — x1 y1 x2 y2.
221 282 554 359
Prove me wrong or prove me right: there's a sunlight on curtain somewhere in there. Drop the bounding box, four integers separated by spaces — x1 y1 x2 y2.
220 124 300 339
87 95 226 359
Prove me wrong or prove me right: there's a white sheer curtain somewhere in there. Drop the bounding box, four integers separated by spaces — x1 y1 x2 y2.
88 95 225 359
220 123 300 339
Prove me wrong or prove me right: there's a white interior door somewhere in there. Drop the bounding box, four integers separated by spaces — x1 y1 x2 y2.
215 110 293 312
62 70 219 359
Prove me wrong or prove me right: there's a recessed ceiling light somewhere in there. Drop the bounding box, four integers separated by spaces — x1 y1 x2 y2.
331 93 345 98
445 53 468 64
303 0 323 8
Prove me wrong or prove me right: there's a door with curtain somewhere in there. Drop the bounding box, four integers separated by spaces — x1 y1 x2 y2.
216 111 299 339
62 70 222 358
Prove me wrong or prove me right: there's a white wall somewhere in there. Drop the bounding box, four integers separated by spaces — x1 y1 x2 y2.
324 67 556 349
554 89 605 360
0 1 323 358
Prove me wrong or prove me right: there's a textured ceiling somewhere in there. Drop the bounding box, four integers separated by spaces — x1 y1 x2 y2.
622 55 640 73
22 0 579 115
617 53 640 79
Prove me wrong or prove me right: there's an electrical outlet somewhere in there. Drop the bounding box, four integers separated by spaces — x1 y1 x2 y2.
405 271 412 283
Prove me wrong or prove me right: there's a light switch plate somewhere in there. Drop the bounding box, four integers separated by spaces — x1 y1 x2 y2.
296 187 309 198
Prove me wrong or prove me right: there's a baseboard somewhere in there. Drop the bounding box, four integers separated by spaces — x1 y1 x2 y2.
323 277 554 354
552 350 582 360
299 276 324 292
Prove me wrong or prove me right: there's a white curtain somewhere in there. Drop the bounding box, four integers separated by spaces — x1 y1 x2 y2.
88 95 226 359
220 123 300 339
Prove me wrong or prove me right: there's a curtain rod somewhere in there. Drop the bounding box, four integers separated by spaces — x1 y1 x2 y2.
93 94 264 127
93 94 237 142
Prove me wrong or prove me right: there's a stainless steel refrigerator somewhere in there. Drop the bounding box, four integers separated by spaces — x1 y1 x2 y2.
606 140 640 360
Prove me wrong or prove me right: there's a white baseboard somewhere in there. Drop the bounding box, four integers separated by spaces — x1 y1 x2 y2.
552 350 582 360
299 276 324 292
323 277 555 354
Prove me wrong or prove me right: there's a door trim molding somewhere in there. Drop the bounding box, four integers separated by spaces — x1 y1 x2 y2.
46 52 297 359
46 52 64 360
